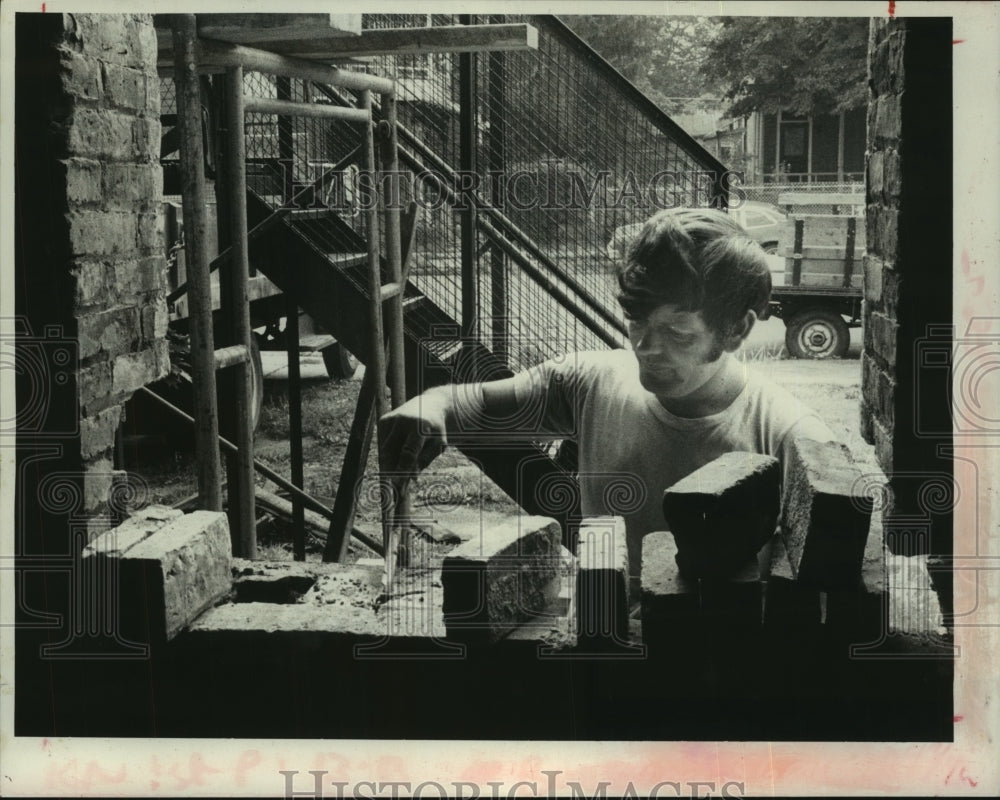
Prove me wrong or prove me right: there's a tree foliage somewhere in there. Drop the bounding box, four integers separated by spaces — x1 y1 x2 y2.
703 17 869 117
562 15 723 113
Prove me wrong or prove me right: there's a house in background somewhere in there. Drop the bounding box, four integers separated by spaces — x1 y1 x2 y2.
677 104 866 184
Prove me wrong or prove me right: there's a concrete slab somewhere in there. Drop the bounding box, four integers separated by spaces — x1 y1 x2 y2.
781 438 874 589
441 514 562 644
663 452 780 578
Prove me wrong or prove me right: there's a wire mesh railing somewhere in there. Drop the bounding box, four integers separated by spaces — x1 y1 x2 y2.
159 14 730 375
740 181 865 216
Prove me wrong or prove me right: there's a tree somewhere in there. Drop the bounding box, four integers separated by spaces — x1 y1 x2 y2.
703 17 869 117
562 15 723 113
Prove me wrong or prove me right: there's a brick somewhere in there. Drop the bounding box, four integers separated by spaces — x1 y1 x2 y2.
62 157 102 205
781 439 874 589
662 452 780 578
77 305 142 359
575 517 629 648
83 510 232 642
67 209 136 257
441 515 562 644
101 62 146 112
79 404 123 458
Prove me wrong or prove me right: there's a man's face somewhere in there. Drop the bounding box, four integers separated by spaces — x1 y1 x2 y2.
627 304 728 401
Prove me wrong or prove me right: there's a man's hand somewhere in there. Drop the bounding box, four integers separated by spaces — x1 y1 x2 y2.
378 388 453 477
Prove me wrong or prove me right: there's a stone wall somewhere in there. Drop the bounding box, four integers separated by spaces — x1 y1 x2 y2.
15 13 167 539
861 20 953 594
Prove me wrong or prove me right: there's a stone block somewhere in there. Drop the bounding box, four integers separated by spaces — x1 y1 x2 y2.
864 254 884 303
441 515 562 644
71 260 111 307
77 305 142 360
79 404 123 459
781 439 874 589
135 211 162 252
84 509 232 642
640 531 699 643
868 310 898 366
78 359 113 415
66 209 136 258
102 163 161 211
575 517 629 648
875 93 902 141
662 452 780 578
59 49 103 102
83 504 183 556
100 62 146 112
63 157 102 205
111 340 169 397
66 107 140 161
866 151 883 200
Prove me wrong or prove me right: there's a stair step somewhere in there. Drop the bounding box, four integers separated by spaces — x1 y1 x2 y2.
288 208 336 220
327 252 368 269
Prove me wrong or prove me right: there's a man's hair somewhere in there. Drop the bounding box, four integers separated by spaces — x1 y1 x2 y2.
616 208 772 339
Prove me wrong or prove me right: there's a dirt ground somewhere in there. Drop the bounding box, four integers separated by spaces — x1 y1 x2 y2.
126 346 877 563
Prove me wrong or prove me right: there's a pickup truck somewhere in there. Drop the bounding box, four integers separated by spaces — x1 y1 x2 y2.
764 191 864 359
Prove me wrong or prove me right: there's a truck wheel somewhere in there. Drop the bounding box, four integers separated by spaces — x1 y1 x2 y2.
785 309 850 359
322 342 359 379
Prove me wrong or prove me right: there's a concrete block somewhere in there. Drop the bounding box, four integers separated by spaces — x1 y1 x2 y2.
575 516 629 648
441 515 562 644
103 164 161 211
640 531 698 641
762 534 821 628
78 360 113 415
781 439 874 589
84 504 182 555
66 107 139 161
662 451 780 578
84 509 232 642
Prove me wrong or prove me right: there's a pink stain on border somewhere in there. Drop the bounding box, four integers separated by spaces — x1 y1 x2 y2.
888 0 896 17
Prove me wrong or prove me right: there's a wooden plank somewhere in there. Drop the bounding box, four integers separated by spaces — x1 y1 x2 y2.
255 24 539 60
781 245 866 259
778 191 865 208
782 268 864 290
198 14 361 43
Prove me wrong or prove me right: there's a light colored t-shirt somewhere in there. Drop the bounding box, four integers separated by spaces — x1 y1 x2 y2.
509 349 836 580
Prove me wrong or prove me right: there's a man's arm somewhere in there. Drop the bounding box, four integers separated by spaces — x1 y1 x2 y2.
378 374 537 476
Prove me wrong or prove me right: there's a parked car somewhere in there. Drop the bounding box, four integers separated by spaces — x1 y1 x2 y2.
605 200 788 261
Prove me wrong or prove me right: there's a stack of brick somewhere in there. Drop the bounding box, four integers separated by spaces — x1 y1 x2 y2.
18 14 167 535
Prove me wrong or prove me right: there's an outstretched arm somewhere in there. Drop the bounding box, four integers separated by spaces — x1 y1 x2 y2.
377 375 528 476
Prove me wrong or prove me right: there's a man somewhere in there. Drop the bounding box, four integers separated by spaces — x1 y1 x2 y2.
380 208 835 596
